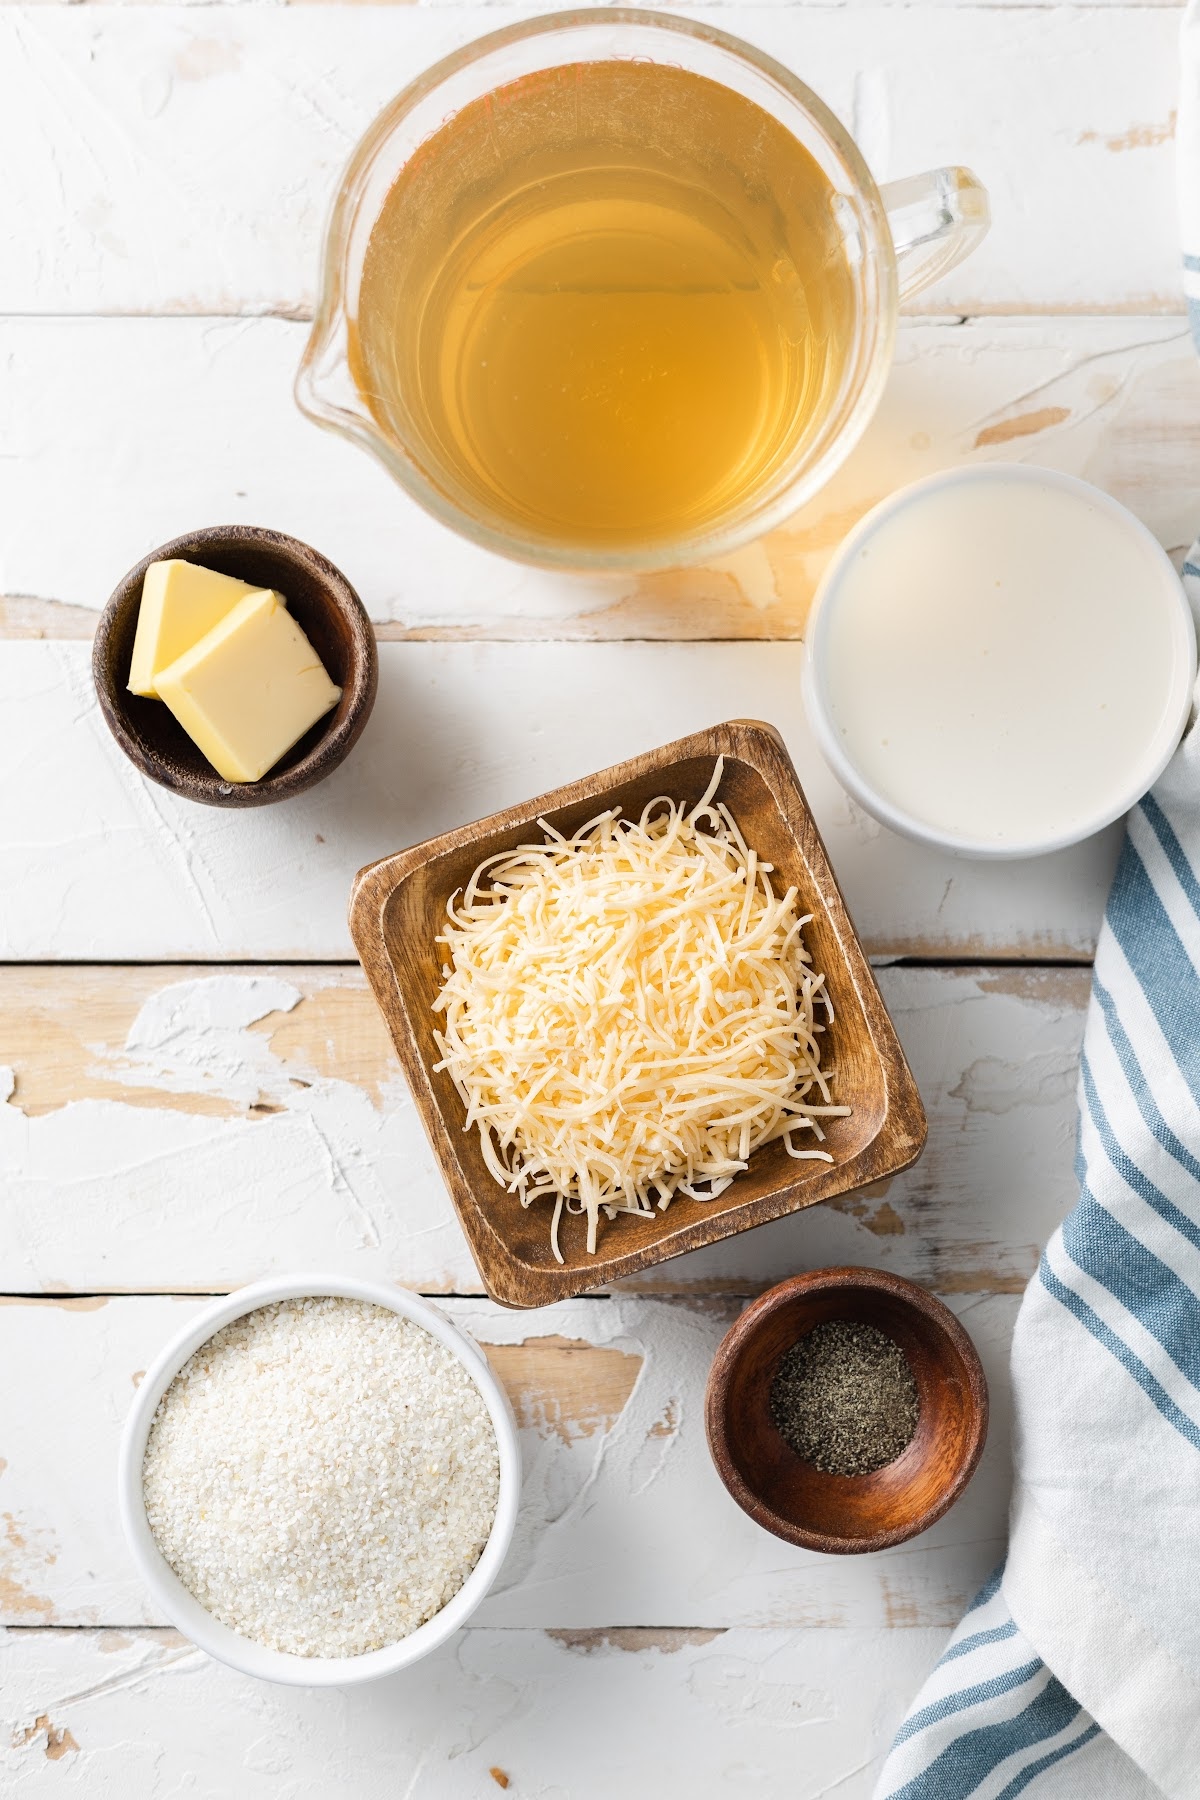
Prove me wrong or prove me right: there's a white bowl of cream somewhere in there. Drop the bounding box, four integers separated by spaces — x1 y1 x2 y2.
803 466 1196 859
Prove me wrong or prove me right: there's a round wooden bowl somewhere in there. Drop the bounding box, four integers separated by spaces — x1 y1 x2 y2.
92 525 378 807
705 1266 988 1554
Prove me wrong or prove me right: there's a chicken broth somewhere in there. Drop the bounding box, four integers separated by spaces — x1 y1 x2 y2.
351 61 857 552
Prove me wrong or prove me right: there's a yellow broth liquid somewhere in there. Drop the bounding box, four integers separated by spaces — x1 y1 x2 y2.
352 62 857 552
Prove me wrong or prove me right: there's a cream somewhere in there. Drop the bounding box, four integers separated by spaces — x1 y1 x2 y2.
809 469 1195 853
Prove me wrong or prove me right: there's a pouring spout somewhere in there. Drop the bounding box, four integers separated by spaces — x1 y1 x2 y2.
295 311 373 440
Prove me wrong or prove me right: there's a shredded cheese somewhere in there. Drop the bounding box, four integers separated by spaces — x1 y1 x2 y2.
432 760 850 1262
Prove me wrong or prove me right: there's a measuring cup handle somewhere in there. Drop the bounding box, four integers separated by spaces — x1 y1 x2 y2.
879 167 990 302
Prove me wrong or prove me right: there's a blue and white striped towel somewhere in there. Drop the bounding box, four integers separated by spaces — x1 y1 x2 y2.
875 743 1200 1800
876 19 1200 1795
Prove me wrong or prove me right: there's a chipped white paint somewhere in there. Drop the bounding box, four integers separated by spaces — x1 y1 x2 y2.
0 6 1182 316
0 1626 944 1800
117 976 303 1106
2 316 1196 635
0 641 1119 962
0 966 1086 1294
0 1292 1015 1629
1 972 444 1287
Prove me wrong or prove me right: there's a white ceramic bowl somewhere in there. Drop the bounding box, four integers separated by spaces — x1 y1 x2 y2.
117 1273 521 1687
803 465 1197 860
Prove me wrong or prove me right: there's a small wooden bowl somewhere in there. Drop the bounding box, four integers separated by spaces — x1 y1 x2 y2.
92 525 378 807
705 1267 988 1553
349 721 927 1309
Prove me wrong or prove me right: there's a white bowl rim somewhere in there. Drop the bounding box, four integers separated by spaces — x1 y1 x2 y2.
803 463 1198 861
117 1271 521 1687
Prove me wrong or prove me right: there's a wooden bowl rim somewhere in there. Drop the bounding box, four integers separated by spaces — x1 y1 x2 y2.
704 1265 989 1554
92 524 378 807
349 721 928 1308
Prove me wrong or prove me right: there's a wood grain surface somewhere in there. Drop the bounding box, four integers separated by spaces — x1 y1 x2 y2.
0 962 1087 1295
0 7 1181 316
0 641 1120 962
0 1625 948 1797
3 317 1193 639
0 1292 1015 1630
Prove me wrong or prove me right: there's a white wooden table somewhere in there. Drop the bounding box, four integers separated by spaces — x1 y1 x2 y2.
0 1 1182 1791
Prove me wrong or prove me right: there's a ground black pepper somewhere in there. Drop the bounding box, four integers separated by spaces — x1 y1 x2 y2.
768 1319 920 1476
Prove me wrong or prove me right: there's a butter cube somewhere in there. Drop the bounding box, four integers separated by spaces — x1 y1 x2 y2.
128 560 266 697
155 590 342 783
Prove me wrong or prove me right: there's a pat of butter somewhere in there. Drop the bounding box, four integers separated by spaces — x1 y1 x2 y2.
128 560 268 698
155 590 342 784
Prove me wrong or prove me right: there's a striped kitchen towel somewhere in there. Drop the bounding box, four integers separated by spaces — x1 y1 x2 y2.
875 598 1200 1800
875 22 1200 1795
875 731 1200 1800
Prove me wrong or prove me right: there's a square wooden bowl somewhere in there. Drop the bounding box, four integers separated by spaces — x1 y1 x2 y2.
349 721 927 1308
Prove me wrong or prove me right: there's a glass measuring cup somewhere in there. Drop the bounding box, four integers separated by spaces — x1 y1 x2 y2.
297 9 989 572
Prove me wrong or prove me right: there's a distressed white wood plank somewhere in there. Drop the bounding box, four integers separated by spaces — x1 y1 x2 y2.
0 641 1119 962
0 965 1085 1295
0 1291 1013 1628
13 0 1184 11
0 1625 941 1800
3 316 1197 636
0 6 1181 316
